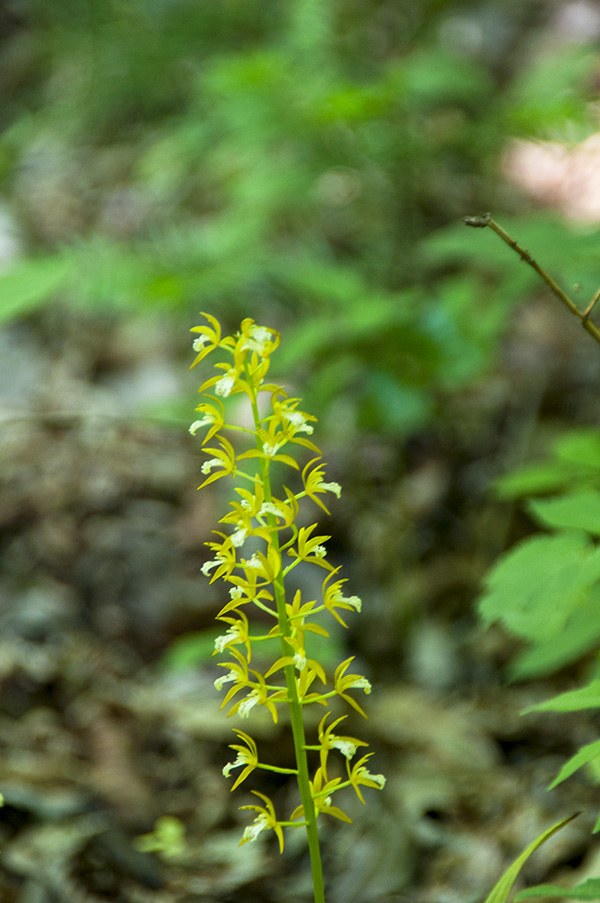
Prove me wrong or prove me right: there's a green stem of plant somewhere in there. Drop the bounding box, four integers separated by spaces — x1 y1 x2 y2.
464 213 600 347
247 371 326 903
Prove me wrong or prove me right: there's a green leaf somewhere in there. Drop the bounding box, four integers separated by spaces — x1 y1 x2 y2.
507 44 596 138
478 533 596 642
160 630 220 672
134 816 186 859
484 814 579 903
494 463 576 499
517 878 600 900
359 372 433 437
0 255 73 324
493 429 600 500
524 679 600 714
549 738 600 788
528 492 600 536
554 431 600 471
509 587 600 679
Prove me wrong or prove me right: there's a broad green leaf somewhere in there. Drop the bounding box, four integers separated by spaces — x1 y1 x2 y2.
494 463 576 499
549 738 600 788
509 587 600 679
524 679 600 714
484 814 579 903
528 492 600 536
0 256 73 324
494 430 600 500
161 630 221 672
517 878 600 900
478 533 595 642
554 431 600 471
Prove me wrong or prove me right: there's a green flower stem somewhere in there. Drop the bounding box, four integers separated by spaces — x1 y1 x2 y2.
257 764 299 775
273 571 326 903
247 373 326 903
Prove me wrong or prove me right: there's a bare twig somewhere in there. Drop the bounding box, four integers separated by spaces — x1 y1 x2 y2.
464 213 600 347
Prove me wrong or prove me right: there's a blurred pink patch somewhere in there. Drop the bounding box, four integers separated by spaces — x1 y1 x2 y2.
504 133 600 223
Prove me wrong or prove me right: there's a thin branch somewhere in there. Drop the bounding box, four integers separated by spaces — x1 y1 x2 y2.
463 213 600 347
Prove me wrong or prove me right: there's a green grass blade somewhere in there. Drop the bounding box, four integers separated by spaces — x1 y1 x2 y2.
484 814 579 903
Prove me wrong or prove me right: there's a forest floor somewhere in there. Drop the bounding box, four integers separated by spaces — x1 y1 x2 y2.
0 301 599 903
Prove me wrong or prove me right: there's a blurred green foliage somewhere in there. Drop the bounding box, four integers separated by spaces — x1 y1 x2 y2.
479 429 600 680
0 0 598 435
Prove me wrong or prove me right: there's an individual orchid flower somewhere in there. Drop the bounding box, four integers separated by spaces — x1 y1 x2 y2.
215 648 252 706
289 767 352 824
302 457 342 514
239 792 285 853
201 533 238 582
322 570 362 627
189 397 225 443
239 322 276 355
286 524 334 571
346 754 387 804
223 730 259 790
228 669 287 724
268 393 317 436
316 713 369 776
333 657 372 718
198 435 238 488
190 312 225 365
214 611 252 661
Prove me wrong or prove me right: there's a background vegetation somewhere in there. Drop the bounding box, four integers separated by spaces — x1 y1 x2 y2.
1 1 600 901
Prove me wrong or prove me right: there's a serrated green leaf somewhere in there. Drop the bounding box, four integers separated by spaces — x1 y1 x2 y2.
484 814 579 903
528 492 600 536
478 533 595 642
549 738 600 788
517 878 600 900
524 679 600 714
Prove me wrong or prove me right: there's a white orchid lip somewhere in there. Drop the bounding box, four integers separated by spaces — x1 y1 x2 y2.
223 753 249 778
201 556 225 576
189 418 209 435
193 335 210 351
231 527 248 548
285 410 314 434
293 653 307 671
214 624 243 653
238 691 261 718
241 325 274 354
201 457 222 475
241 814 269 843
331 738 357 759
214 670 237 691
320 480 341 497
262 441 283 457
259 502 283 518
350 676 371 694
215 370 237 397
